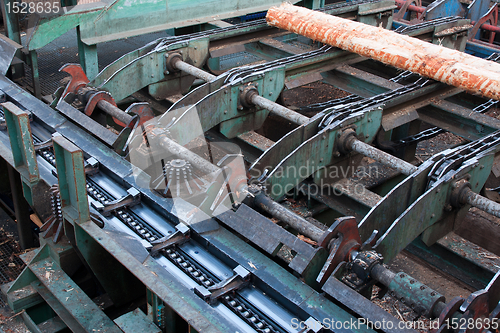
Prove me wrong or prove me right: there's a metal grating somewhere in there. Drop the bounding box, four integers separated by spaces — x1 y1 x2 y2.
0 230 25 287
20 28 171 96
218 51 263 70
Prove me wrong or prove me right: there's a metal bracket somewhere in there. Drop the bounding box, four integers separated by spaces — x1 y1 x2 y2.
84 157 100 176
195 265 250 305
34 139 53 152
149 223 190 256
59 63 90 101
91 187 141 217
316 217 361 286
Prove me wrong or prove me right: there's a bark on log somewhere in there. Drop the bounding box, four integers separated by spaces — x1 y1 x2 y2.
266 3 500 101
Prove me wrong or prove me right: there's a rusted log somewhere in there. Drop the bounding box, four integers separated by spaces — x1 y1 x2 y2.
266 3 500 101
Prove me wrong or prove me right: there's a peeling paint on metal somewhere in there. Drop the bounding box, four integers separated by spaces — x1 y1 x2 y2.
266 3 500 101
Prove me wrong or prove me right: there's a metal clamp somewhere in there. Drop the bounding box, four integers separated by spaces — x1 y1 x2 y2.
149 223 190 256
195 265 250 305
91 187 141 217
84 157 100 176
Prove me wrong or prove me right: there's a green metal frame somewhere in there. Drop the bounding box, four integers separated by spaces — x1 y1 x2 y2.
3 102 39 206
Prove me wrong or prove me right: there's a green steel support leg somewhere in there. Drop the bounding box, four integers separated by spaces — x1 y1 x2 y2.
52 134 89 225
77 27 98 81
28 50 41 99
7 165 35 249
3 102 40 200
0 0 24 80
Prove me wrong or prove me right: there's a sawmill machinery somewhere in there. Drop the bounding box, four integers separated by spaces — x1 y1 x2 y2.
2 1 500 332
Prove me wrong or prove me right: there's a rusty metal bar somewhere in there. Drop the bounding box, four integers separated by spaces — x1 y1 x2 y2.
172 57 309 125
463 188 500 218
266 3 500 101
347 136 418 175
250 94 309 126
253 192 325 241
156 131 220 175
172 57 217 82
97 99 134 125
394 0 425 13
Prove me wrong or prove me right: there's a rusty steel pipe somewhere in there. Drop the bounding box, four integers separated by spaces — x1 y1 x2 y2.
250 94 309 125
340 130 417 175
171 57 309 125
97 100 134 125
462 188 500 218
349 139 418 175
266 3 500 101
394 0 425 13
171 57 217 82
253 191 325 241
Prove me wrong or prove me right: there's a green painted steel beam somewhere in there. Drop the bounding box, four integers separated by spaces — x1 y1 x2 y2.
78 0 300 45
418 100 500 141
52 134 89 225
3 102 39 184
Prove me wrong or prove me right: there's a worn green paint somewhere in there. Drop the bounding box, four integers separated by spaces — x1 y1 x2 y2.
220 67 285 138
52 135 89 224
262 107 383 199
374 153 495 262
77 27 98 81
30 258 122 332
3 102 39 183
74 221 145 306
94 38 209 102
27 8 104 50
202 227 375 333
357 0 395 28
78 0 301 45
114 308 161 333
28 50 41 98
